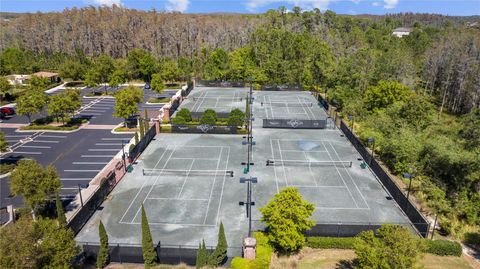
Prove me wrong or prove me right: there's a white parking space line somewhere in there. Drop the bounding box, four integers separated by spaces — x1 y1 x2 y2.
7 140 17 143
81 155 115 157
88 149 119 151
72 162 109 165
12 151 42 154
19 145 51 149
64 169 102 172
95 143 122 146
5 135 29 138
32 140 60 143
61 178 91 181
40 135 67 138
101 138 131 140
61 187 80 190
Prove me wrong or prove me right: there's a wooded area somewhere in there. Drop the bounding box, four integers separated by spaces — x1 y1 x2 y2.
0 7 479 240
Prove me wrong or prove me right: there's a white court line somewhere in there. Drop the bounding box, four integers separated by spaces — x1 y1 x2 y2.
277 139 289 187
297 96 312 120
88 149 119 151
315 207 369 210
11 151 41 154
72 162 109 165
119 222 216 227
281 150 327 153
61 178 91 181
290 185 346 188
95 143 122 146
81 155 115 157
170 157 220 161
328 141 369 209
215 146 230 225
303 151 318 187
176 159 196 199
130 145 177 223
203 146 223 224
19 145 51 149
119 145 171 223
146 197 209 201
40 135 67 138
322 141 359 208
64 169 102 172
269 139 280 193
32 140 59 143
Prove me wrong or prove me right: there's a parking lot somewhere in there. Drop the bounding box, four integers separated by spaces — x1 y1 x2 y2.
0 85 173 208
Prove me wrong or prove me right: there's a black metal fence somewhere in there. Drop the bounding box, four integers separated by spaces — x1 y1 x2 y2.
181 82 194 97
79 241 241 266
129 125 156 161
169 99 181 117
261 84 303 91
68 172 116 235
171 124 237 134
196 80 246 87
263 119 327 129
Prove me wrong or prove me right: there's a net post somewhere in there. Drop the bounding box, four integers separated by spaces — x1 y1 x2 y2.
142 168 145 175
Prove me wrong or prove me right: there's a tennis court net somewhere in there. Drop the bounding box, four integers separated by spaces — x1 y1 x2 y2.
142 168 234 177
266 160 352 167
261 102 313 107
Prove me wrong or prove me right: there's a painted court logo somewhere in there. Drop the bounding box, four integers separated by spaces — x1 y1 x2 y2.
286 119 303 128
197 124 214 133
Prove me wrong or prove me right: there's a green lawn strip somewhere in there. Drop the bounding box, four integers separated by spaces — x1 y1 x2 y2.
114 126 139 132
147 97 171 103
20 118 88 131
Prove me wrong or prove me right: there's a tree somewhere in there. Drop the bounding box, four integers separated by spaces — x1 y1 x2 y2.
150 73 165 94
195 240 208 269
159 58 182 82
0 76 11 102
10 160 61 212
95 54 115 92
16 89 47 123
459 108 480 148
204 48 229 81
29 75 50 91
200 110 217 125
176 108 192 122
209 222 227 266
97 221 109 268
139 53 157 81
0 216 78 268
114 86 143 126
85 68 101 88
108 69 126 90
55 194 67 227
47 94 68 123
141 205 157 268
354 224 424 269
259 187 315 253
144 108 150 130
0 131 8 153
59 59 86 80
139 118 145 139
227 108 245 127
364 80 413 111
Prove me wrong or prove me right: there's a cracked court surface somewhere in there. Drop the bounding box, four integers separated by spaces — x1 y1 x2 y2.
76 87 410 253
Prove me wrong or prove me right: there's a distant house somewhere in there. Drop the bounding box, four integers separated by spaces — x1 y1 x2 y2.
32 71 60 84
392 27 412 38
5 74 31 85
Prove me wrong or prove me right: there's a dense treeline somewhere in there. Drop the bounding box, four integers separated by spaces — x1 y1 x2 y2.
0 7 479 238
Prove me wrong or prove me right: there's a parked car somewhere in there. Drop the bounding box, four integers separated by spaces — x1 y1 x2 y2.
0 107 15 116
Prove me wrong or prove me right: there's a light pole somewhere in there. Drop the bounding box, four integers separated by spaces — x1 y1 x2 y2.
240 177 257 237
403 173 414 201
367 137 375 165
121 139 128 172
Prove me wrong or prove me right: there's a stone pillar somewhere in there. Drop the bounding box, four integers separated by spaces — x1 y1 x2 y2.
154 119 160 134
243 237 257 260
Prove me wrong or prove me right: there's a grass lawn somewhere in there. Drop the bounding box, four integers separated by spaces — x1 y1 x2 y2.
148 97 171 103
270 248 476 269
113 126 139 132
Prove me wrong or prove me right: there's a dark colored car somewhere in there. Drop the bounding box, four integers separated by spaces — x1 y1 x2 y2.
0 107 15 116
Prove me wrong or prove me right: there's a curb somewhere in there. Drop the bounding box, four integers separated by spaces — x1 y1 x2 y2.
145 101 168 105
15 122 89 133
111 123 137 134
82 95 115 99
0 172 12 179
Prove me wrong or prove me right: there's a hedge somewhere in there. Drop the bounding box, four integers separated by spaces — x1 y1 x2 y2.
424 239 462 256
231 232 273 269
305 237 355 249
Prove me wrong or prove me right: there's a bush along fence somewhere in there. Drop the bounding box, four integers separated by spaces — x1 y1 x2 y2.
67 171 116 235
316 94 430 238
171 124 238 134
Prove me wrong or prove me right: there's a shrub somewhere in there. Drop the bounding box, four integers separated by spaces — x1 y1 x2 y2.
176 108 192 122
203 109 217 121
306 237 355 249
424 239 462 256
464 232 480 248
231 257 250 269
199 113 216 125
171 116 186 125
229 232 273 269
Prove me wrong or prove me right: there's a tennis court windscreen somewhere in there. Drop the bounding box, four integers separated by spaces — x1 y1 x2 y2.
266 160 352 167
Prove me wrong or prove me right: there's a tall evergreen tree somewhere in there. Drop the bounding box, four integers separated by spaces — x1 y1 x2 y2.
144 109 149 131
141 205 157 268
196 240 208 269
134 132 139 144
139 118 145 139
209 222 227 266
96 221 109 268
55 194 67 227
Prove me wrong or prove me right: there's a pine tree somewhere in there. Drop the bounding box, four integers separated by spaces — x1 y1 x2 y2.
144 108 150 131
55 194 67 227
134 132 139 144
209 222 227 266
141 205 157 268
139 118 145 139
196 239 208 269
96 221 109 268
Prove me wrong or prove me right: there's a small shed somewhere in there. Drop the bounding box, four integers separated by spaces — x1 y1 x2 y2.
392 27 412 38
32 71 60 83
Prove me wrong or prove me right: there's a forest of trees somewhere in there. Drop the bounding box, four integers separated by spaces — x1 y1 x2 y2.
0 7 479 239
